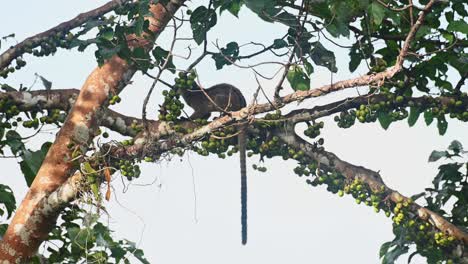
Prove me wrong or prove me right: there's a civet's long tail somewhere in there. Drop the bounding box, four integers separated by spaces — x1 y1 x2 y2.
239 130 247 245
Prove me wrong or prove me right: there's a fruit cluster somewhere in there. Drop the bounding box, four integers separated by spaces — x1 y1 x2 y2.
158 89 183 121
355 104 379 123
195 127 237 158
130 120 143 133
39 109 66 124
304 121 323 138
0 31 77 78
0 58 28 78
175 71 197 90
121 139 133 146
293 162 317 177
252 164 267 172
0 98 20 119
257 110 283 129
302 164 460 260
434 232 456 247
370 58 387 73
334 110 356 128
334 89 468 129
117 159 141 180
158 71 197 121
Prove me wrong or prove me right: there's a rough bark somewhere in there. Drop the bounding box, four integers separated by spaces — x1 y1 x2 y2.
0 0 184 262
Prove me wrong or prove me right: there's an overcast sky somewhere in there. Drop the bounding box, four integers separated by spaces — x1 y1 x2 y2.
0 1 466 263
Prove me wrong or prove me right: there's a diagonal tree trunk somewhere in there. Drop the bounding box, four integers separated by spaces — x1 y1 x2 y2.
0 1 184 261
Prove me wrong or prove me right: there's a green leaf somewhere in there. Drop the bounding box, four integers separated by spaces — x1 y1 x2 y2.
135 16 145 36
448 140 463 153
273 39 288 49
424 110 434 126
19 142 51 187
134 249 150 264
67 227 94 253
96 45 121 62
152 46 168 61
110 244 127 262
99 27 114 41
382 245 408 264
437 116 448 135
428 150 447 162
379 241 392 258
326 20 350 38
378 111 392 130
219 0 243 17
369 2 385 28
415 25 431 40
407 106 421 127
83 162 96 174
124 240 150 264
349 44 362 72
0 224 8 236
287 66 310 91
190 6 217 45
0 184 16 218
303 60 314 75
90 183 100 198
447 20 468 35
310 42 337 72
244 0 278 21
211 42 239 69
5 130 23 155
275 11 299 27
151 46 175 72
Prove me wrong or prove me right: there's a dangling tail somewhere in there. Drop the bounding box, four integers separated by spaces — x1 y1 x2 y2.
239 130 247 245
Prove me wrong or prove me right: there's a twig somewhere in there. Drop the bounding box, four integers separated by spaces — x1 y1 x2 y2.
142 18 179 134
0 0 134 70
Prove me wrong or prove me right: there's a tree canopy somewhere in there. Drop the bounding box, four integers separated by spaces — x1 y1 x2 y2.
0 0 467 263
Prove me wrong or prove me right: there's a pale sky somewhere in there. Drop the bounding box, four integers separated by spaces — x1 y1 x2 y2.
0 1 466 264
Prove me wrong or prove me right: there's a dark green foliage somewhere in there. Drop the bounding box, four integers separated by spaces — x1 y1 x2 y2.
190 6 217 45
212 42 239 69
379 141 467 264
40 207 149 263
19 142 52 187
0 184 16 219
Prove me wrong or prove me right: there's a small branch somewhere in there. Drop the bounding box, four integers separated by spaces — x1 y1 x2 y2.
274 0 309 102
454 72 467 92
395 0 439 66
376 0 414 12
142 18 179 135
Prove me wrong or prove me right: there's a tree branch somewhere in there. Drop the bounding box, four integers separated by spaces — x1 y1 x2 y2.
0 0 134 71
0 89 155 137
274 127 468 248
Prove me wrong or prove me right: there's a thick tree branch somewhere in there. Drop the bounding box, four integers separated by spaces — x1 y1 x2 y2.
274 128 468 248
0 89 155 137
283 94 468 124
